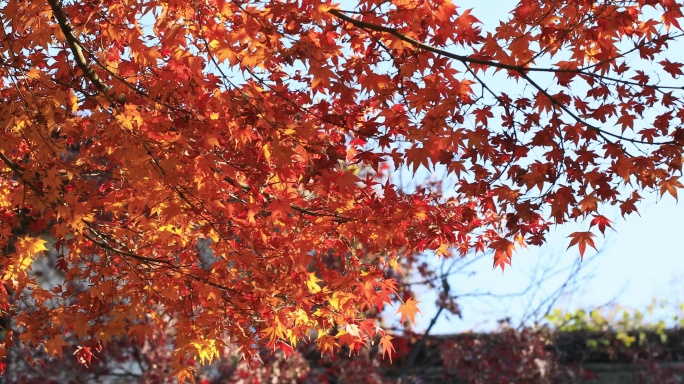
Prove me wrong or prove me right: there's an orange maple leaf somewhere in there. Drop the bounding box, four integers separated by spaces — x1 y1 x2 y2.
378 334 396 363
316 334 337 356
396 298 422 325
567 231 598 259
489 238 515 271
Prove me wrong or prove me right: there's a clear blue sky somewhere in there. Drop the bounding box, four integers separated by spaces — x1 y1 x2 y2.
413 193 684 333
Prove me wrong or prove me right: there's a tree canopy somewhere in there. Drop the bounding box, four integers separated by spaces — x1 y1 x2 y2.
1 0 683 378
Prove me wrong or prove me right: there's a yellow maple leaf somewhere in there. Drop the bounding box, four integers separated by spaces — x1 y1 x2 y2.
16 236 49 271
396 298 422 325
189 339 222 364
306 272 322 293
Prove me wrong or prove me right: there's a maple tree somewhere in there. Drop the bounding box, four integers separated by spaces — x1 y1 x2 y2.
1 0 684 379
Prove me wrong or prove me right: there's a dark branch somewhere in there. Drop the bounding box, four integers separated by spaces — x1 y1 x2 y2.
47 0 112 96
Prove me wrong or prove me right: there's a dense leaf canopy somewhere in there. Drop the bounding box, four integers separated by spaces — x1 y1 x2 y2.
1 0 683 377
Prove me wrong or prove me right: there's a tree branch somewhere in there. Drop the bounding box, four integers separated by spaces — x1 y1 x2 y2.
330 8 684 151
223 174 351 223
329 9 684 90
399 276 451 380
47 0 112 96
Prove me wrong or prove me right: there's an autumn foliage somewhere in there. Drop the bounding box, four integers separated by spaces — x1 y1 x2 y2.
1 0 684 379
